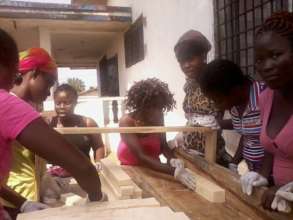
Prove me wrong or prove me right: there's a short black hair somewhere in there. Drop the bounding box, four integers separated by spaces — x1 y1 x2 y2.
54 84 78 101
175 41 208 62
125 78 176 113
199 59 248 95
0 29 18 71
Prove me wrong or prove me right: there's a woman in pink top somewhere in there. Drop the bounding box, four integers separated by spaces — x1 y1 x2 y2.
118 78 196 191
0 29 102 219
241 12 293 213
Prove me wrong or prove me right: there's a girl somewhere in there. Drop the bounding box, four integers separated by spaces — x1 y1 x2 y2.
48 83 105 177
118 78 196 191
174 30 232 167
241 11 293 213
199 59 265 173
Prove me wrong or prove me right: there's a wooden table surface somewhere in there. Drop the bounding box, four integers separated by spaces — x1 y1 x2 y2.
122 165 266 220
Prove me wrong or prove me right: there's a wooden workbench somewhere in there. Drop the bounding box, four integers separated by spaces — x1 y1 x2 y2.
122 165 261 220
122 155 293 220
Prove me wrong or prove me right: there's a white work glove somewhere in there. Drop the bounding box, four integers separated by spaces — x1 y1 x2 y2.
228 163 238 174
20 200 49 213
174 167 197 191
240 171 268 195
95 161 103 171
271 182 293 213
170 158 196 191
170 158 184 169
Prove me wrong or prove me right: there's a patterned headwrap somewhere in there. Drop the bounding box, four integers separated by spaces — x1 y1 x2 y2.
19 48 57 79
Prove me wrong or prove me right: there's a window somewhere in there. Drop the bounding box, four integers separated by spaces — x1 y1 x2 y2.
124 15 144 68
214 0 290 77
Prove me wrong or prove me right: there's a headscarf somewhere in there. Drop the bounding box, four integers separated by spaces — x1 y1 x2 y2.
174 30 211 61
19 48 57 79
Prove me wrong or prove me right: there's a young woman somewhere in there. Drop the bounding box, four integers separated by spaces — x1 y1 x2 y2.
199 59 265 173
240 11 293 213
174 30 232 167
118 78 196 190
0 35 101 219
48 83 105 177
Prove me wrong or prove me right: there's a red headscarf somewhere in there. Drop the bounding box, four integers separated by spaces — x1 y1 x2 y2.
19 48 57 79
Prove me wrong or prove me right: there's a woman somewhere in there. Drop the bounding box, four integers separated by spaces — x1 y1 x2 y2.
0 35 101 219
48 83 105 177
199 59 265 173
174 30 232 166
240 11 293 213
118 78 196 190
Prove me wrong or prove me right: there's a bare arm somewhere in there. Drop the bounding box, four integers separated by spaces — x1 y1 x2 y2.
85 117 105 161
120 115 175 175
17 118 102 201
231 136 244 164
258 151 273 179
216 111 234 130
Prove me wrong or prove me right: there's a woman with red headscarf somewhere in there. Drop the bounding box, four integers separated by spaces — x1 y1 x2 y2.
0 48 103 219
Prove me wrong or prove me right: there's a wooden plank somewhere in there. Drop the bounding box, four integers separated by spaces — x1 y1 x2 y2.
55 126 213 134
204 130 217 163
17 198 161 220
186 168 225 203
176 148 293 220
100 158 132 186
38 207 180 220
123 166 262 220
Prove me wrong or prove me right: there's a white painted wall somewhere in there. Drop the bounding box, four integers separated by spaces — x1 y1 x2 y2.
104 0 214 130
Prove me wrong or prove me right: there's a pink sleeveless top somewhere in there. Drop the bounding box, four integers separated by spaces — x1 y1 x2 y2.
259 88 293 186
118 134 161 165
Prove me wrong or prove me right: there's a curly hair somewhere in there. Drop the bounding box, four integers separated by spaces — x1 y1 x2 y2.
257 11 293 49
125 78 176 113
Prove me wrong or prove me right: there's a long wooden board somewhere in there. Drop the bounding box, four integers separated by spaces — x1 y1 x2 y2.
55 126 213 134
40 207 188 220
17 198 161 220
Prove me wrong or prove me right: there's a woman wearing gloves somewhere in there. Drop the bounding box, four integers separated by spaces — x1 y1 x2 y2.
240 11 293 213
199 59 265 174
118 78 196 190
174 30 231 167
0 41 101 219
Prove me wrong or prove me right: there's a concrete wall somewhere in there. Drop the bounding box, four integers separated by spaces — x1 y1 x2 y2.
103 0 215 128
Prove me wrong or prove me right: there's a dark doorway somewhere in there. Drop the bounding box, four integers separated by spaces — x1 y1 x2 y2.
99 55 119 97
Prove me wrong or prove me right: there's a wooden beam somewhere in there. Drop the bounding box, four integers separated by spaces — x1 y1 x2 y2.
204 130 217 163
186 168 225 203
55 126 213 134
17 198 161 220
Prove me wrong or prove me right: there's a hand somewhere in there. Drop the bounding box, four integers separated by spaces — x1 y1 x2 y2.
174 167 196 191
87 191 108 203
240 171 268 195
261 186 279 211
94 161 103 171
228 163 238 174
170 158 184 169
20 201 49 213
271 182 293 213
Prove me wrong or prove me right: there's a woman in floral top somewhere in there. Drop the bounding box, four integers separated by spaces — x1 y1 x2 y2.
174 30 232 166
